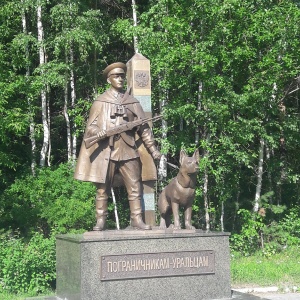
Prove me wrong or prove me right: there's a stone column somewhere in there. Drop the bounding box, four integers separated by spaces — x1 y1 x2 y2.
126 53 157 226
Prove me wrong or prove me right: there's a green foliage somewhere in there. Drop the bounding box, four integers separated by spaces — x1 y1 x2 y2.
1 162 132 235
230 207 300 256
0 163 95 235
0 231 55 295
1 0 299 228
276 207 300 246
69 97 93 136
230 209 264 256
0 161 132 295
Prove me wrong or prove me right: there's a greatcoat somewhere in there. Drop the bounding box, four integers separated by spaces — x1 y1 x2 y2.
74 89 158 184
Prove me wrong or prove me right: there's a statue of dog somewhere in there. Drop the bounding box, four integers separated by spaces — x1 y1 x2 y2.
158 149 200 230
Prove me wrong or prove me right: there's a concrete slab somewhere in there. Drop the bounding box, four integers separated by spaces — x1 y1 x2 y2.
25 291 300 300
23 291 260 300
251 293 300 300
232 291 269 299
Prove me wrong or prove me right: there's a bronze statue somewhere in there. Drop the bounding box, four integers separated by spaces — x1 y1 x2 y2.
74 62 161 231
158 149 200 230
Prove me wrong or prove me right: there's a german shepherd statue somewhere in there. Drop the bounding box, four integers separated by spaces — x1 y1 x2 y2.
158 149 200 230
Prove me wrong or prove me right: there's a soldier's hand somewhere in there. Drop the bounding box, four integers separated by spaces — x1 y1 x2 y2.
96 129 107 139
151 150 161 161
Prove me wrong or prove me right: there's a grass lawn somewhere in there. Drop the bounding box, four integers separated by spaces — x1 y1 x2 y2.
231 245 300 290
0 292 30 300
0 290 55 300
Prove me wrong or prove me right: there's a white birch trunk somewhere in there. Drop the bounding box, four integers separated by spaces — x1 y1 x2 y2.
37 2 49 167
220 201 224 232
277 82 287 206
254 138 264 212
29 121 36 174
254 83 277 209
200 82 210 230
202 125 210 231
158 96 167 180
203 164 210 231
131 0 139 53
64 52 72 161
195 81 203 145
64 82 72 161
70 46 77 161
233 185 241 232
265 143 273 204
94 0 98 91
22 1 36 175
47 91 51 166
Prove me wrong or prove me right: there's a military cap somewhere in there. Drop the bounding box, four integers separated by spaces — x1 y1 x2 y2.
103 62 127 79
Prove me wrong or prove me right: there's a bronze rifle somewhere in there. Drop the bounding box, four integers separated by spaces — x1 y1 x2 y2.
84 115 162 149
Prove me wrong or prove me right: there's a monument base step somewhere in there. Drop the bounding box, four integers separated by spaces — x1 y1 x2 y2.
56 230 231 300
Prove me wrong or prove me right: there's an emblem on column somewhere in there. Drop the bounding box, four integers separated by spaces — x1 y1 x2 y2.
134 71 150 88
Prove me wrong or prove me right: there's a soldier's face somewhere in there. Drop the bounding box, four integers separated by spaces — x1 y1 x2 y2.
107 68 125 92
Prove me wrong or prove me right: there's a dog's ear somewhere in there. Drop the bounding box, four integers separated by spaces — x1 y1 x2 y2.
179 150 187 165
193 149 200 163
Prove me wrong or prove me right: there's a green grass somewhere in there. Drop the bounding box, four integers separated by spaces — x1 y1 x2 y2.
0 292 28 300
0 291 55 300
231 245 300 289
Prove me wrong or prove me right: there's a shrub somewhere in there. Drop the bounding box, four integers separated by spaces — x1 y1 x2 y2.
230 206 300 256
230 209 265 256
0 162 134 235
0 163 96 235
0 231 55 295
277 207 300 245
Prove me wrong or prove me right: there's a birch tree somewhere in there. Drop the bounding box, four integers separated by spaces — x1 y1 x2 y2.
37 0 49 167
50 0 108 161
131 0 138 53
21 0 37 174
63 51 72 161
70 45 77 161
253 139 264 212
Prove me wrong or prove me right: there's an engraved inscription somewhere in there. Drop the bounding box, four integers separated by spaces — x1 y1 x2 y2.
101 250 214 281
134 71 150 88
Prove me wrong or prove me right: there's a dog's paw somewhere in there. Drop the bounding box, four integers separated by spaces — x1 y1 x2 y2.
185 225 195 230
159 225 167 230
159 218 168 230
173 225 182 230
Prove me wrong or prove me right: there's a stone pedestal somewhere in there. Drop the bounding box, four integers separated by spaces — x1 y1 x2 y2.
56 230 231 300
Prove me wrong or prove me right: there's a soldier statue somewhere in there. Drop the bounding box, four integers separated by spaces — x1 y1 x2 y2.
74 62 161 231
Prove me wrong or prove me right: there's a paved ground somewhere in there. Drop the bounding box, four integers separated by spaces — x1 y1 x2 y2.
232 291 300 300
232 286 300 300
26 291 300 299
232 291 269 299
250 293 300 300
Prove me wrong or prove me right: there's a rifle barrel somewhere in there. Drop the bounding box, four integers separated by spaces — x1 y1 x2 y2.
84 115 162 149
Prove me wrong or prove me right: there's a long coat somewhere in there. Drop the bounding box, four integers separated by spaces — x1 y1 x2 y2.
74 89 158 184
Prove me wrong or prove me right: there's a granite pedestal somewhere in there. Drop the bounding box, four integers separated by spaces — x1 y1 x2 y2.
56 230 231 300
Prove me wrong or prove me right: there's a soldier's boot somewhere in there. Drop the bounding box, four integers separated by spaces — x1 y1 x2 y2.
93 199 108 231
129 200 151 230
